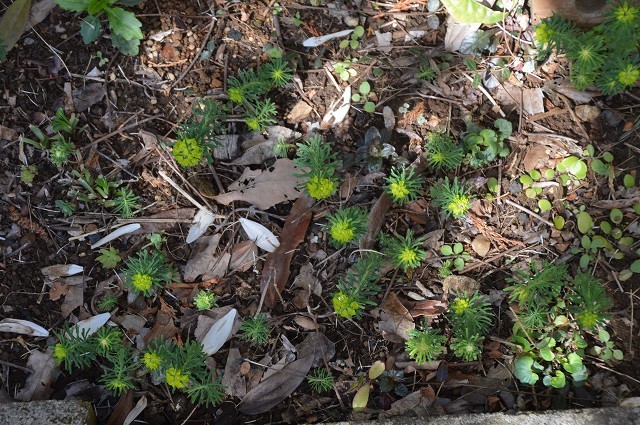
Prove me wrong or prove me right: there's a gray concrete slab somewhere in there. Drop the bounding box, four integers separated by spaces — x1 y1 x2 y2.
0 400 96 425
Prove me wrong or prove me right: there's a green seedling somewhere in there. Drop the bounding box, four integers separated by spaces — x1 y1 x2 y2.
293 135 340 200
69 170 140 218
20 165 38 185
52 108 86 135
122 250 177 296
193 290 218 310
333 58 358 81
405 323 446 364
143 232 166 250
439 242 471 272
273 136 295 158
340 25 365 49
332 252 382 319
97 247 121 269
244 99 277 131
519 169 543 199
448 291 494 337
590 329 624 361
351 81 376 113
292 12 303 27
175 98 228 166
104 187 140 218
384 165 424 205
92 50 108 67
307 367 334 392
239 313 271 346
416 65 436 81
326 207 368 248
97 294 119 312
425 132 465 171
450 330 485 361
382 229 427 273
430 177 474 219
55 0 144 56
55 200 76 217
463 118 512 167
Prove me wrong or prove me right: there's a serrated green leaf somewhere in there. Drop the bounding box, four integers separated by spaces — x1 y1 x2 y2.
55 0 90 13
81 15 102 44
105 7 143 41
87 0 109 14
441 0 505 24
0 0 32 52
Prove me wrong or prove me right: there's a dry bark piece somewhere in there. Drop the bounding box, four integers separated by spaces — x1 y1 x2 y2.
260 195 314 309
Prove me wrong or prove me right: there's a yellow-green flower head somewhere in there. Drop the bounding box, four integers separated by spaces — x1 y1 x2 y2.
228 87 244 104
194 290 217 310
172 138 203 167
390 180 410 201
399 247 420 268
307 174 335 200
330 221 355 245
144 352 162 371
385 166 423 205
332 292 361 319
106 378 132 394
448 194 471 218
577 311 599 329
245 118 260 131
53 343 67 362
132 273 153 293
617 64 640 86
166 367 190 389
535 22 553 44
613 1 639 24
451 298 471 315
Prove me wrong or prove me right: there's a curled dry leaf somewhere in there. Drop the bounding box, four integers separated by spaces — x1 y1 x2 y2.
407 299 448 319
201 308 237 356
90 224 141 249
229 240 258 272
378 388 435 419
186 209 218 244
239 218 280 252
377 293 415 343
184 234 230 282
123 395 148 425
0 318 48 337
41 264 83 279
260 195 314 309
238 354 314 415
16 349 56 401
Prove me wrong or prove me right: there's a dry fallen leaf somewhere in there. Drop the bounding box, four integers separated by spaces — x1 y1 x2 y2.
16 349 56 401
61 282 85 317
260 195 314 309
221 348 247 398
471 235 491 257
407 299 448 319
229 241 258 272
377 293 415 343
213 158 305 210
378 388 435 419
442 275 481 296
184 234 230 282
49 280 69 301
237 354 314 415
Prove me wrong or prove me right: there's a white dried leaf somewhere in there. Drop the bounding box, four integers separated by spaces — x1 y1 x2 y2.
91 223 141 249
41 264 83 279
202 308 237 356
71 312 111 337
321 86 351 129
302 29 354 47
187 209 217 244
239 218 279 253
0 319 48 337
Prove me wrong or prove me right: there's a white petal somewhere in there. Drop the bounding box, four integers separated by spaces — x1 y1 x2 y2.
202 308 236 356
41 264 84 278
71 313 111 337
186 209 216 244
302 29 354 47
0 319 48 337
239 218 279 253
91 223 141 249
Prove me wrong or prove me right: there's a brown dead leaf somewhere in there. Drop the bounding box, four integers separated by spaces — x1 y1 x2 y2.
143 310 178 344
213 158 305 210
378 388 435 419
61 282 85 317
16 349 56 401
184 234 230 282
361 193 393 249
293 315 319 330
297 332 335 367
238 354 314 415
442 275 481 296
377 293 414 343
105 390 134 425
49 281 69 301
471 235 491 257
221 348 247 398
406 299 447 318
229 241 258 272
261 195 314 309
290 262 320 309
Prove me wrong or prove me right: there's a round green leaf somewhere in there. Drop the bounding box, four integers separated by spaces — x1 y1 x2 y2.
363 101 376 113
611 228 623 240
559 174 571 186
591 158 609 176
603 151 614 163
359 81 371 95
591 235 607 249
538 199 552 211
487 177 498 193
619 236 634 247
453 242 463 254
610 208 623 224
351 93 361 102
453 257 465 270
598 329 610 342
619 269 633 281
579 253 591 269
586 144 595 157
581 235 591 249
630 259 640 273
440 245 454 256
544 168 555 180
553 215 565 230
339 40 349 49
577 211 594 234
623 174 635 188
349 40 358 49
525 188 537 198
340 70 350 81
519 174 533 187
353 25 365 38
529 170 542 181
613 350 624 360
600 221 612 235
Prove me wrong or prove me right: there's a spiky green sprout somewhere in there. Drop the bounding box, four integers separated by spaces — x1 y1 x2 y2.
273 136 294 158
104 187 140 218
122 250 176 296
405 324 446 364
245 98 278 131
227 69 271 104
49 135 76 168
382 229 426 273
450 331 484 361
416 65 436 81
567 273 612 329
100 346 138 396
429 177 473 219
332 252 382 319
261 57 293 87
384 166 424 205
294 135 340 200
143 338 171 372
307 368 334 392
425 132 465 171
97 294 119 312
52 324 96 372
193 290 218 310
94 327 122 356
178 99 227 157
505 262 568 310
448 291 494 337
326 207 368 247
239 314 271 346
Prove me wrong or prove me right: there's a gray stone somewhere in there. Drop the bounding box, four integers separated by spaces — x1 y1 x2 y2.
328 407 640 425
0 400 97 425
